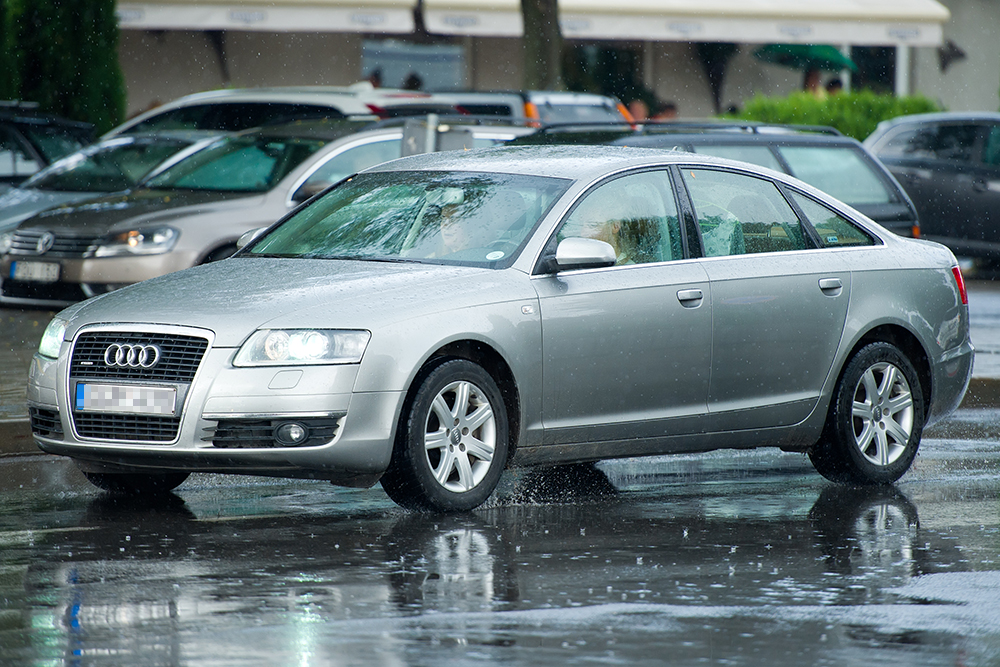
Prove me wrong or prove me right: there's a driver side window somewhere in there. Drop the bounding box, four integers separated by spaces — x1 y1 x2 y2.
556 170 681 266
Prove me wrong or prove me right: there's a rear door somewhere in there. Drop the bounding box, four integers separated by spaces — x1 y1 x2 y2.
676 166 852 431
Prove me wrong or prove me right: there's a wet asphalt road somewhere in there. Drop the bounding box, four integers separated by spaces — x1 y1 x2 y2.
1 442 999 666
1 285 1000 665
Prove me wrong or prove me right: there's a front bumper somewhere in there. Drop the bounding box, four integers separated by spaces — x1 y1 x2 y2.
28 324 403 487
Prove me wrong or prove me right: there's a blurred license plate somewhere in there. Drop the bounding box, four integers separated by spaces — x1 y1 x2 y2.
11 261 60 283
75 383 177 416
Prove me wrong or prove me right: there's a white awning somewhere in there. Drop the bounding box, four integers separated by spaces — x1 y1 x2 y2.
423 0 950 45
117 0 417 33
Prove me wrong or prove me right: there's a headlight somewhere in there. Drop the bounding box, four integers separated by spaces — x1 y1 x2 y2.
233 329 371 367
0 231 12 255
94 227 179 257
38 317 69 359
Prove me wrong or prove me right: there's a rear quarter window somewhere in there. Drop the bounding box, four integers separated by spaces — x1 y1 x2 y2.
790 191 876 248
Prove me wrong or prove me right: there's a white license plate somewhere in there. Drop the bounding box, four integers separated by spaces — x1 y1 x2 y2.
75 383 177 416
11 260 60 283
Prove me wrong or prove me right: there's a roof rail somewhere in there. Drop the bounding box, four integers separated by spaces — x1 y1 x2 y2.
527 120 842 137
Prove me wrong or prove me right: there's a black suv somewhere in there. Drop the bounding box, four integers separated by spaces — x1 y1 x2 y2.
865 112 1000 262
0 102 95 190
514 122 919 238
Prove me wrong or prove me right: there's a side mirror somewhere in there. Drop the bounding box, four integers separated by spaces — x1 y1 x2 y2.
291 181 330 205
550 237 617 272
236 227 267 250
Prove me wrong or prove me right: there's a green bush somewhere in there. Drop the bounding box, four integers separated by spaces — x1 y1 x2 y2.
727 90 941 141
6 0 125 134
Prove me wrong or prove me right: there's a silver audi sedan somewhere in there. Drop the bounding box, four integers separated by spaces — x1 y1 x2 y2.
28 145 974 511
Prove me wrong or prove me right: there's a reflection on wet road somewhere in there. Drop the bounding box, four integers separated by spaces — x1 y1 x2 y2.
2 440 998 666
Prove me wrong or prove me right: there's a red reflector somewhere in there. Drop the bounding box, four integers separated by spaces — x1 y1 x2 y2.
952 265 968 305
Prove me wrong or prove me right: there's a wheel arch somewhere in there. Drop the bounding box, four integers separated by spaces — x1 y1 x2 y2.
839 324 932 417
393 339 522 462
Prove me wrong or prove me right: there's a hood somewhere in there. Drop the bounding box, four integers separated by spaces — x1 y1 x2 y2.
0 188 87 233
17 189 261 235
64 257 532 346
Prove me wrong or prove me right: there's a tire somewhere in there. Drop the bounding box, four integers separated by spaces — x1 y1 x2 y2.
810 342 925 485
83 471 190 496
381 359 510 512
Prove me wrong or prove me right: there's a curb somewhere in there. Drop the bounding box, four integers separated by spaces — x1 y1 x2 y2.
3 377 999 457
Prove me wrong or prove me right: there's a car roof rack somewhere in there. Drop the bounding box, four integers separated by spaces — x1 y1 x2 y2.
529 120 843 137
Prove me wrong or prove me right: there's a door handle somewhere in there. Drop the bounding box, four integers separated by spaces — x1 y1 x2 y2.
818 277 843 294
677 289 704 307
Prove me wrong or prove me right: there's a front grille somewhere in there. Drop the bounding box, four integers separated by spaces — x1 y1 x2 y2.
74 412 180 443
205 418 341 449
8 229 101 258
29 407 63 437
71 332 209 382
1 279 88 303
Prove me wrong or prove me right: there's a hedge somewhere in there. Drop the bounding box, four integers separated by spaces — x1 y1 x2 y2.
727 90 942 141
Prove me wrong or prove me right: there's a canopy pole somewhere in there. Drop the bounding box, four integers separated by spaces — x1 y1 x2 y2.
840 44 852 93
895 45 911 96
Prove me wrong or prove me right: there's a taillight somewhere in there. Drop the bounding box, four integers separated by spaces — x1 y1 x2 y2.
952 265 968 305
911 225 920 238
365 103 387 118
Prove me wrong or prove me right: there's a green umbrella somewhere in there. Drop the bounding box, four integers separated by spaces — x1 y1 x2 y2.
753 44 858 72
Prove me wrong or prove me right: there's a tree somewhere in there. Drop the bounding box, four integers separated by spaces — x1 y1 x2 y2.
8 0 125 133
0 0 18 99
521 0 564 90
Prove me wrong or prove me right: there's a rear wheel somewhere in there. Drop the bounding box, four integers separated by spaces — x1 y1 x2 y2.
810 342 924 485
83 471 190 496
381 359 509 512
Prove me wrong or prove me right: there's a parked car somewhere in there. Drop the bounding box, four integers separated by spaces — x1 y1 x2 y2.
435 91 632 123
28 145 973 512
0 131 220 234
864 112 1000 263
515 122 919 238
0 119 531 307
0 102 94 190
106 84 463 137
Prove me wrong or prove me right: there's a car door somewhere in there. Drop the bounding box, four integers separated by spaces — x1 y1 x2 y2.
676 166 851 431
533 169 713 447
874 121 984 251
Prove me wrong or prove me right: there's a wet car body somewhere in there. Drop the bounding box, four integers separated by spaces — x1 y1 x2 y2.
27 146 973 511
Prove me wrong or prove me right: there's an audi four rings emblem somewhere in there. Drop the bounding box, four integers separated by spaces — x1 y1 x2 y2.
104 343 162 368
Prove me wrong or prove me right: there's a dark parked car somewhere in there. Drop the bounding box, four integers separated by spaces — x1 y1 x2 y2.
0 102 94 190
515 122 920 238
864 112 1000 263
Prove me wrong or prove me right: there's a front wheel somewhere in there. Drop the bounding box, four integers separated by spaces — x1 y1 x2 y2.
82 471 190 496
381 359 510 512
810 342 924 485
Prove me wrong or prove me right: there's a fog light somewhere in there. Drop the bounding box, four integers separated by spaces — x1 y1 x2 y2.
274 421 309 447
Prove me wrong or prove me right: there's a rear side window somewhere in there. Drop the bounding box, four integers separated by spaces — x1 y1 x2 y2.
681 169 808 257
691 144 783 172
878 122 978 163
790 191 875 248
778 146 894 205
0 127 40 177
983 125 1000 167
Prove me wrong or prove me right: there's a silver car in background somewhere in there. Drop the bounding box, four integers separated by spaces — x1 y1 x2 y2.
28 146 973 511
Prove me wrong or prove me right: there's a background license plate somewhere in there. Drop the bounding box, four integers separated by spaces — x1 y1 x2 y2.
12 261 60 283
75 383 177 416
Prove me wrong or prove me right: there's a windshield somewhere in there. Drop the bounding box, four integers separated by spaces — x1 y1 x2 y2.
19 123 91 162
144 135 327 193
23 138 192 192
248 170 570 267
